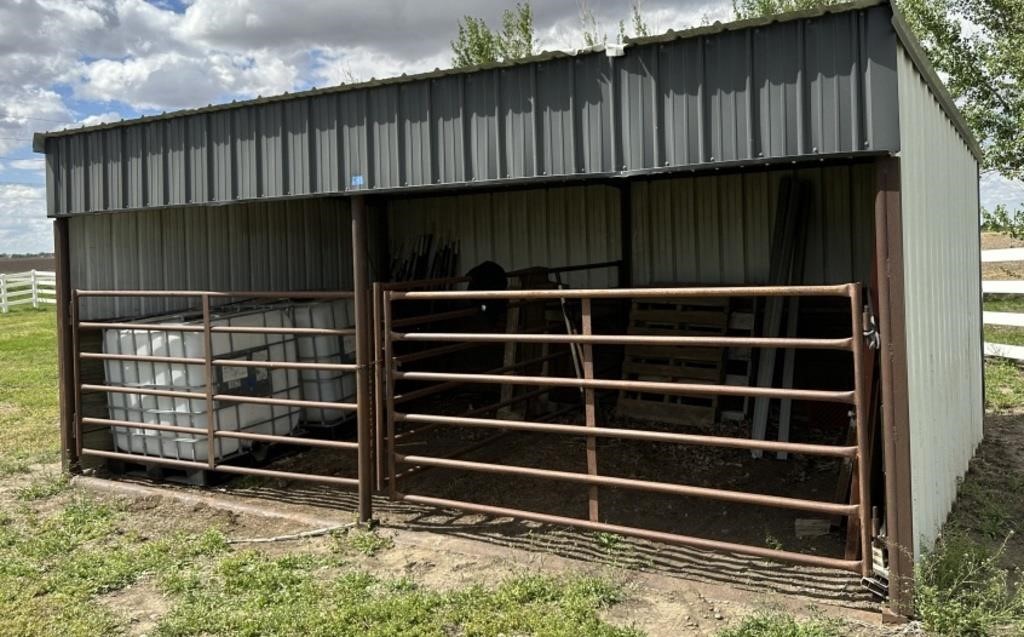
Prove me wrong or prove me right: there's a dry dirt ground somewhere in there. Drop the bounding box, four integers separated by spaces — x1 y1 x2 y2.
0 256 55 273
63 473 894 637
982 232 1024 279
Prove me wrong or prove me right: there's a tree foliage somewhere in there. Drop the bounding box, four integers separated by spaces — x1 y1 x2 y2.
732 0 841 20
900 0 1024 179
451 3 535 68
580 0 651 48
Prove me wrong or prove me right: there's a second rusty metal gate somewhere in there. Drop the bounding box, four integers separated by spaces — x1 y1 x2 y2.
377 283 875 575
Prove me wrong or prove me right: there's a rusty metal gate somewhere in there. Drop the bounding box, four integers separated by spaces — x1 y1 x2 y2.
377 283 874 575
70 289 373 520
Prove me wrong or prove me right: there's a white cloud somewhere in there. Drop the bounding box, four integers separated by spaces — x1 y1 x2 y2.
0 185 50 254
7 159 45 172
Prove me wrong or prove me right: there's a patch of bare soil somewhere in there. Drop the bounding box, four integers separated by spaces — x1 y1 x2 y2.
101 579 169 637
947 412 1024 569
982 232 1024 279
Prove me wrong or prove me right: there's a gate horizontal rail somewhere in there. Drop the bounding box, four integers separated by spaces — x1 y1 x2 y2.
71 288 364 492
381 283 872 575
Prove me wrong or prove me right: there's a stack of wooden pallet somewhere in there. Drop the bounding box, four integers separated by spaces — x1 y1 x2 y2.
616 297 730 426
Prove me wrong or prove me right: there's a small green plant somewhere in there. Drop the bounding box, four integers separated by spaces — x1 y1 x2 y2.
763 531 783 551
595 532 624 553
716 610 843 637
334 527 394 557
16 471 70 501
915 531 1024 636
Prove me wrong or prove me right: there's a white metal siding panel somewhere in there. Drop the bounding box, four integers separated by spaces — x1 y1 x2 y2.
631 163 876 285
69 199 354 320
386 185 621 288
896 46 983 557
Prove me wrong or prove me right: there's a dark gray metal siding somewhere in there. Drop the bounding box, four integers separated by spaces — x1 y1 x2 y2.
43 3 898 216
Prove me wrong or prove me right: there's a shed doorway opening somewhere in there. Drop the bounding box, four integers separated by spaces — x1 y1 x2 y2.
370 166 884 582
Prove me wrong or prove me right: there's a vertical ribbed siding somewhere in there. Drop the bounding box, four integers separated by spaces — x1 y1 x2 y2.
631 163 876 286
896 46 983 558
386 185 622 288
68 198 354 320
43 4 899 216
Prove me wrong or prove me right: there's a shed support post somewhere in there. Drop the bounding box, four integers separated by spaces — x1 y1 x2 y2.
352 195 374 525
874 157 915 615
618 182 632 288
54 217 77 472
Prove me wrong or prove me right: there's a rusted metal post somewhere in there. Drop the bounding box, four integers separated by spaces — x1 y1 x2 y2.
71 289 83 460
53 217 76 471
352 195 373 523
201 293 216 470
850 283 872 576
581 298 599 521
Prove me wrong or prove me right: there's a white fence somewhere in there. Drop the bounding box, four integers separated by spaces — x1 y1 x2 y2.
0 270 56 313
982 249 1024 361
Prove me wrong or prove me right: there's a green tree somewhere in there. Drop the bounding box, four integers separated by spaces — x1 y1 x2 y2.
451 3 535 68
581 0 652 47
900 0 1024 180
732 0 841 20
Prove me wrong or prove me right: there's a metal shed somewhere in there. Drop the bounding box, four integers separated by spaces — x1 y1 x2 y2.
34 0 981 613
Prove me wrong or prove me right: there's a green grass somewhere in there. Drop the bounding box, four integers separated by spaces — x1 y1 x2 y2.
0 308 59 474
15 470 70 501
158 558 636 637
333 527 394 557
715 612 843 637
984 358 1024 412
915 532 1024 636
0 494 229 636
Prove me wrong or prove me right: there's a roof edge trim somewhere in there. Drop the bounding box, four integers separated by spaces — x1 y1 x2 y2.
889 4 982 161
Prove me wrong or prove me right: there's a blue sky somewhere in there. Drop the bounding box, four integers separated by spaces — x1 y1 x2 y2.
1 0 1020 253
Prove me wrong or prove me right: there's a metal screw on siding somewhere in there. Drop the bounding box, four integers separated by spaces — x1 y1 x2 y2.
812 146 818 152
864 140 870 147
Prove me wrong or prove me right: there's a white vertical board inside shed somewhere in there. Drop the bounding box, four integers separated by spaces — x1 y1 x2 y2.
896 45 983 558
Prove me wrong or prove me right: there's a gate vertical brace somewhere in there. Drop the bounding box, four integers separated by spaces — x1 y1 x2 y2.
54 217 77 472
581 298 599 522
352 195 374 524
849 283 872 577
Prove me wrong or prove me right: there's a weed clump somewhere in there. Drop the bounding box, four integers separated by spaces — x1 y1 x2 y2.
916 531 1024 636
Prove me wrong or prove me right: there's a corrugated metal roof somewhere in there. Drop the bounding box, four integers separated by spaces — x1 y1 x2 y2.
38 0 914 216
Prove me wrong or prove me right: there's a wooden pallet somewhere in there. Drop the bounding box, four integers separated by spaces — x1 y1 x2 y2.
616 298 729 426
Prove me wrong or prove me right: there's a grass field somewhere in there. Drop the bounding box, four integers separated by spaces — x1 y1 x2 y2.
1 305 1023 635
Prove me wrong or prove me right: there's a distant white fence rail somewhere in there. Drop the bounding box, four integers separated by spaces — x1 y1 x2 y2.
982 248 1024 361
0 270 56 313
